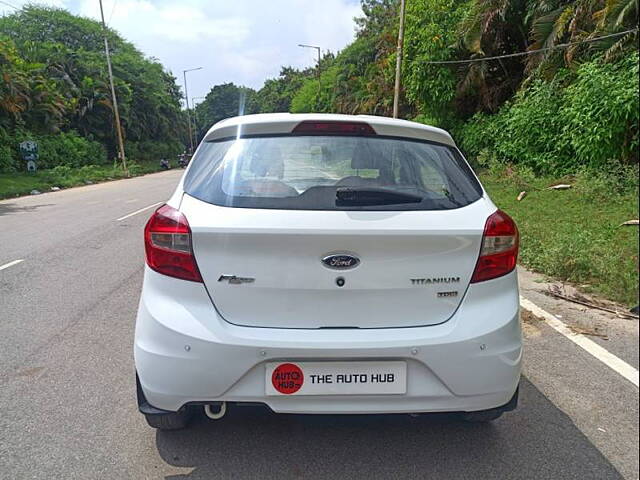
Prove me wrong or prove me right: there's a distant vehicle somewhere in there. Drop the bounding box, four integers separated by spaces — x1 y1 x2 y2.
178 153 189 168
159 158 170 170
135 113 522 430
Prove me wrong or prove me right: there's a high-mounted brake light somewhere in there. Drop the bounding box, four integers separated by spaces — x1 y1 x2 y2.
471 210 519 283
292 121 376 136
144 205 202 282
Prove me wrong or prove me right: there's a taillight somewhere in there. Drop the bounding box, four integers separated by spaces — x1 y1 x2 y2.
471 210 519 283
144 205 202 282
292 121 376 135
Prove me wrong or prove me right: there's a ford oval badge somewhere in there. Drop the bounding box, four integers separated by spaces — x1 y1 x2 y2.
321 254 360 270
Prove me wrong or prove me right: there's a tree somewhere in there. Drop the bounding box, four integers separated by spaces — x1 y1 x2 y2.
402 0 473 124
455 0 530 114
529 0 638 72
291 1 399 116
194 83 258 140
0 6 187 162
255 67 310 113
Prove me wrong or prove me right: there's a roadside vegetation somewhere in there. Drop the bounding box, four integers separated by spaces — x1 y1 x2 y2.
0 1 637 305
0 6 186 174
480 164 639 306
0 161 166 200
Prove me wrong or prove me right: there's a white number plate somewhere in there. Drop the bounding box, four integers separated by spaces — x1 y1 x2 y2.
265 361 407 396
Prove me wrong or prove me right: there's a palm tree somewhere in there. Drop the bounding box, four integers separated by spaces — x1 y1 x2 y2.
457 0 532 112
593 0 639 61
0 40 30 126
527 0 638 72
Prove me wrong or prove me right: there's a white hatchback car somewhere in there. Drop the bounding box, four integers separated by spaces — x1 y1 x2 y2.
135 113 522 430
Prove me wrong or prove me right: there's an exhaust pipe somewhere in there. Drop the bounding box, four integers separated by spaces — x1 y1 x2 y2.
204 402 226 420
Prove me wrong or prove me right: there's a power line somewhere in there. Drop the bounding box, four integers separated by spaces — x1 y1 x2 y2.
107 0 117 25
422 29 638 65
0 0 19 10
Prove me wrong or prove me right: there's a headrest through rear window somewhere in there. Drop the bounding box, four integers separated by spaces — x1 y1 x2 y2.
250 145 284 178
351 146 379 170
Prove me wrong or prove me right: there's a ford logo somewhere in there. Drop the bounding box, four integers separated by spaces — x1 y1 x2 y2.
321 254 360 270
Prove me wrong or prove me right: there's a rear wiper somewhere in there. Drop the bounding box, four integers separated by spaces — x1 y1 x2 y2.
336 187 423 206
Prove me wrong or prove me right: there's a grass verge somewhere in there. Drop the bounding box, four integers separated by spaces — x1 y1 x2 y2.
0 161 164 200
480 165 639 307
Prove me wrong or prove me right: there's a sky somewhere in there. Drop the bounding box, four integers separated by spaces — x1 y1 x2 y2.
3 0 362 105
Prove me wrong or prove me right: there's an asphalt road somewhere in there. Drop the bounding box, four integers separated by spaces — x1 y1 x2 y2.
0 170 638 479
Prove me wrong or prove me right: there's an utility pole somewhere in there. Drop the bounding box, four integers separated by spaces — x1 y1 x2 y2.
98 0 127 175
183 67 203 154
298 44 322 110
393 0 407 119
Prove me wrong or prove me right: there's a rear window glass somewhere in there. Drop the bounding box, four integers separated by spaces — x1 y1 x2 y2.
183 135 483 211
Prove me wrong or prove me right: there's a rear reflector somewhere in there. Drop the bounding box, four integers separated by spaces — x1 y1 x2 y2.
292 121 376 136
144 205 202 282
471 210 519 283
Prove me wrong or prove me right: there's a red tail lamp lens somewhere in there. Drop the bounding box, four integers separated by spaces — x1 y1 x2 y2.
144 205 202 283
471 210 519 283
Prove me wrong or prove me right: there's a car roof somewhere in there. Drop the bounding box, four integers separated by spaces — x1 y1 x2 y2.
202 113 456 146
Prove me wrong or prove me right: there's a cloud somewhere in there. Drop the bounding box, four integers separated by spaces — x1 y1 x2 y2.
10 0 362 101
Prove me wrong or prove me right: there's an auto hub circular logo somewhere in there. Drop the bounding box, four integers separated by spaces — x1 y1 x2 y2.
272 363 304 394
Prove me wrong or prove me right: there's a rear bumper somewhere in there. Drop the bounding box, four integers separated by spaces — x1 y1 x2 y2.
134 267 522 414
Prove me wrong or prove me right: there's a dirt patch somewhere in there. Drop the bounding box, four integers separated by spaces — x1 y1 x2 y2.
521 308 544 337
519 267 638 321
521 302 610 340
14 366 45 378
522 309 544 324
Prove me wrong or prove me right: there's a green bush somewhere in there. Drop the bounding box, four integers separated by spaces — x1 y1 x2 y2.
36 131 107 168
458 52 639 175
459 77 569 172
561 53 639 168
0 129 107 172
125 140 184 163
574 163 640 199
0 129 17 171
456 112 499 160
0 144 13 171
126 162 144 176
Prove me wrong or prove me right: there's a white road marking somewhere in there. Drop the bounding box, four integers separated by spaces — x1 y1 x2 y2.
116 202 162 221
0 259 24 271
520 296 639 388
124 198 139 203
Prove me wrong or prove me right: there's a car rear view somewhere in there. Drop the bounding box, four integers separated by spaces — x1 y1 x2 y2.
134 113 522 430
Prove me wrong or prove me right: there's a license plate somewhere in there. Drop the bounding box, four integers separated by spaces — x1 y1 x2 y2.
265 361 407 396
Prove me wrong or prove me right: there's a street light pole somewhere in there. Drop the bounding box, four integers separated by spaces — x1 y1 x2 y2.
393 0 407 119
98 0 127 174
298 44 322 111
183 67 203 153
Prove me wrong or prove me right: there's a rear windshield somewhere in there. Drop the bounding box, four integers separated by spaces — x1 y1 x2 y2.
183 135 483 211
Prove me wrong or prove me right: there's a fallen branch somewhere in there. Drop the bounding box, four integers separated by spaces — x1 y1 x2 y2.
568 325 609 340
546 289 639 320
